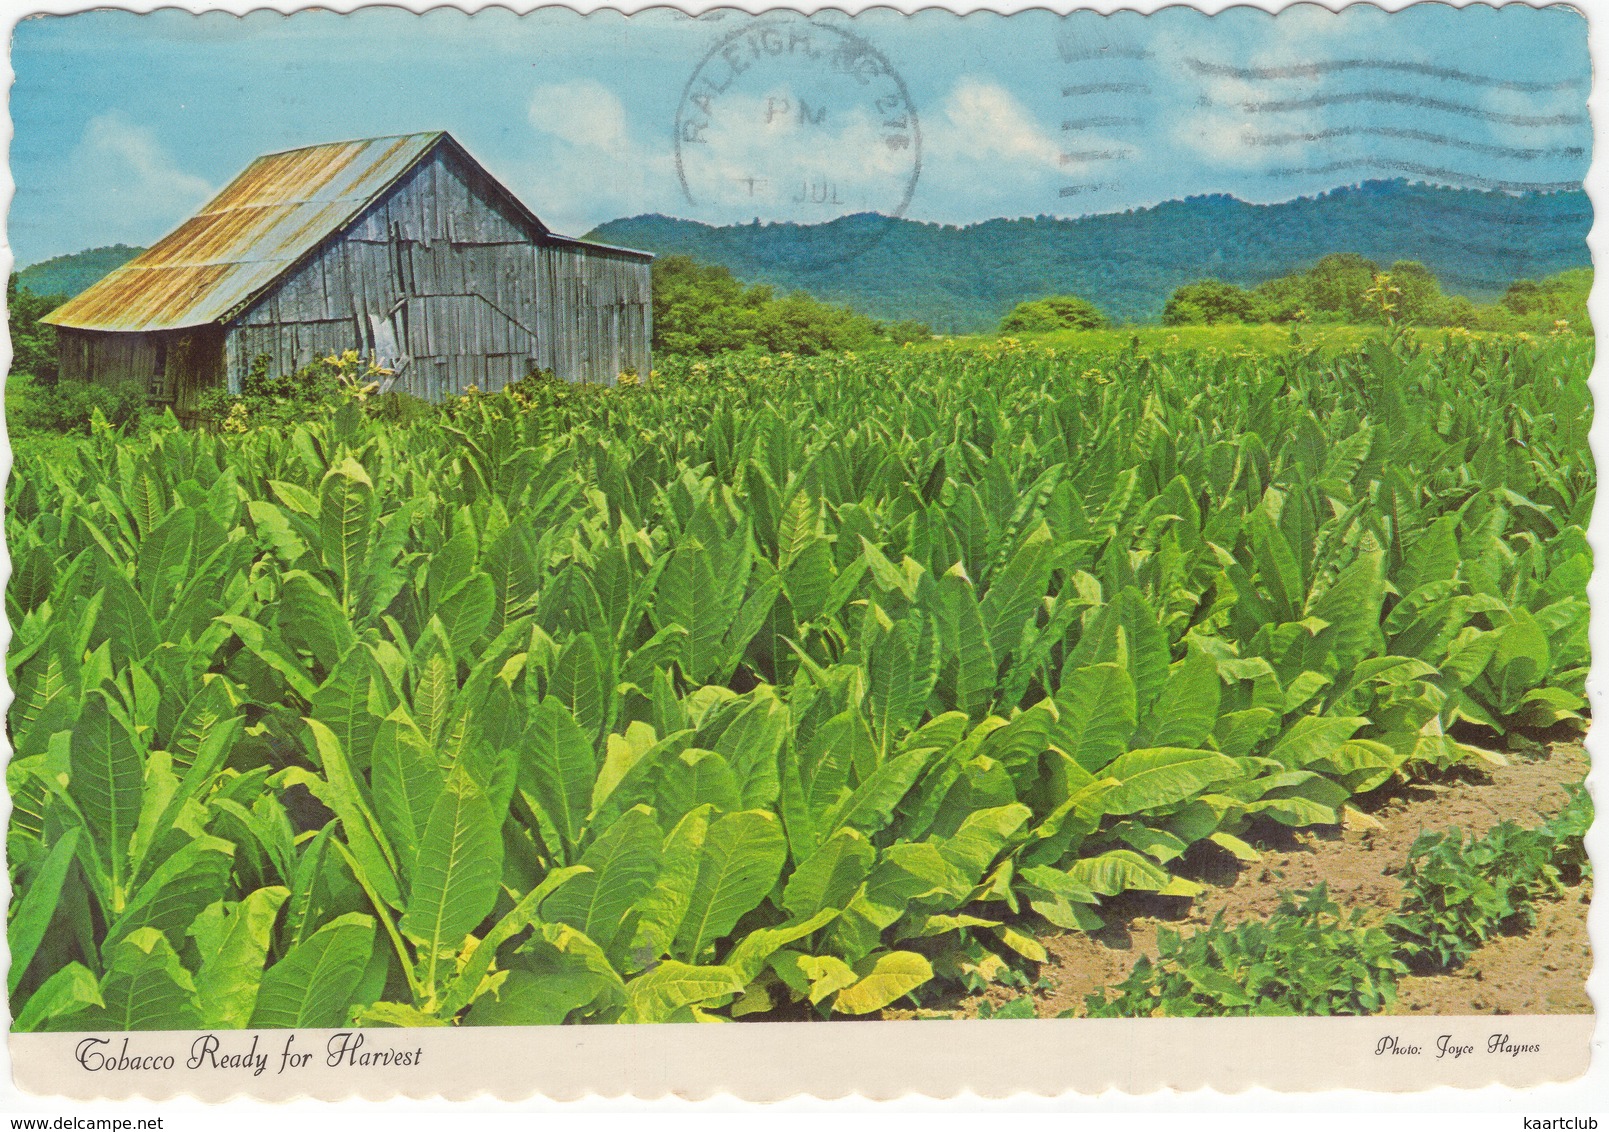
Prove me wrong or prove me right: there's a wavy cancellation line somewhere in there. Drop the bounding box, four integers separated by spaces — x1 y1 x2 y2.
1244 126 1584 163
1061 82 1150 97
1186 56 1583 93
1243 91 1576 129
1265 159 1581 195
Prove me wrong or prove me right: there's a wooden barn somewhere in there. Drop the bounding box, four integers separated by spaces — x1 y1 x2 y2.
44 131 653 418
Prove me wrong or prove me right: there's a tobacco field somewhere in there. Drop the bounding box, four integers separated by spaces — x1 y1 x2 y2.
6 332 1593 1028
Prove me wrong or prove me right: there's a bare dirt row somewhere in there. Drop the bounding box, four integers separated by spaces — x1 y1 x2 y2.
918 741 1592 1019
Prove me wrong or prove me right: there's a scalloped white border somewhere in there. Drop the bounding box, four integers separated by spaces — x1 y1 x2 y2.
0 0 1603 1115
1 1016 1598 1100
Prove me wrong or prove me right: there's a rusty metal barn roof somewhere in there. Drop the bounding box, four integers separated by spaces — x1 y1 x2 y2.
45 132 449 332
42 130 648 333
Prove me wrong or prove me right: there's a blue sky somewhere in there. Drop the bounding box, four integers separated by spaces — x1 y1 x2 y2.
8 4 1591 266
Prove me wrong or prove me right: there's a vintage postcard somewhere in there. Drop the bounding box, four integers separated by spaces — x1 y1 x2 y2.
2 0 1598 1103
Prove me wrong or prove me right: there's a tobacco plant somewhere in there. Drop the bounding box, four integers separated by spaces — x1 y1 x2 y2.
6 331 1591 1028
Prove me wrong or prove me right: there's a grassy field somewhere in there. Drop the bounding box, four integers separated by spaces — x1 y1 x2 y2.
937 323 1387 354
6 328 1592 1028
931 321 1580 356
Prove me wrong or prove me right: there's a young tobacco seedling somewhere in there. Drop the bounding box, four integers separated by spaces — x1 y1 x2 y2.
1084 885 1406 1017
1392 783 1593 970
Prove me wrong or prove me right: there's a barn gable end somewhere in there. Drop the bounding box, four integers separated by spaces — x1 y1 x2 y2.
231 141 651 399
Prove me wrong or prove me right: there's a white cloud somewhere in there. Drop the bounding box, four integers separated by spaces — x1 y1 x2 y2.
520 81 677 233
529 80 630 154
69 112 214 232
908 78 1092 218
928 78 1063 170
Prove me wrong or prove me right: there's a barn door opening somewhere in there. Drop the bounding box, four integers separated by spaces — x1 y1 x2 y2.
367 303 410 393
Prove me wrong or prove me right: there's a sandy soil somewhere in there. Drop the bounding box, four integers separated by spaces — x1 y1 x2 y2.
903 740 1592 1019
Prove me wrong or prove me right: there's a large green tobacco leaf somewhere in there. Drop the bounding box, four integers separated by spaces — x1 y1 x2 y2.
400 772 504 962
1099 748 1241 814
249 913 376 1028
831 950 934 1015
542 805 663 962
1308 550 1387 669
436 865 590 1018
621 961 744 1023
782 828 877 919
319 457 377 615
550 632 607 739
105 834 236 952
88 928 202 1031
1052 663 1136 773
94 566 159 665
826 746 933 838
1266 716 1368 769
521 696 598 862
13 963 104 1033
937 803 1032 883
371 716 445 874
67 693 143 896
436 572 496 657
466 969 611 1026
865 609 941 753
706 688 789 809
673 810 787 962
216 615 319 701
189 886 291 1027
631 806 710 961
126 457 168 542
290 720 401 908
1066 849 1173 895
655 749 742 819
721 909 838 984
277 572 357 673
7 828 81 996
1135 645 1220 749
934 564 997 719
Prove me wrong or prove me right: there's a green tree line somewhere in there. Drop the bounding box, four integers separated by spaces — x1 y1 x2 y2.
998 258 1590 336
1159 256 1589 332
651 255 930 357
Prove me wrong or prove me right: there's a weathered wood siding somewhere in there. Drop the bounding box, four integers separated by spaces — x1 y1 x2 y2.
56 326 223 423
537 243 653 387
57 327 158 387
225 145 651 398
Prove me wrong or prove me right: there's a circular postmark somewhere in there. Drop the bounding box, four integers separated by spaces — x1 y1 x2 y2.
674 16 922 270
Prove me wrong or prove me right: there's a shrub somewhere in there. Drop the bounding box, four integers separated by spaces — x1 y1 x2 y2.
6 371 148 435
1082 785 1591 1018
998 295 1108 334
198 350 390 429
1493 268 1591 334
652 255 929 356
7 278 64 386
1162 280 1260 326
1392 784 1594 969
1163 260 1590 332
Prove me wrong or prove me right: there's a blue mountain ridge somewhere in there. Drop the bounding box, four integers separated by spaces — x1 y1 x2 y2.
586 180 1590 333
16 181 1589 336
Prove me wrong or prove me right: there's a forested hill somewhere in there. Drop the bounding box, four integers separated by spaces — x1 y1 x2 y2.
590 181 1590 333
16 244 143 299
